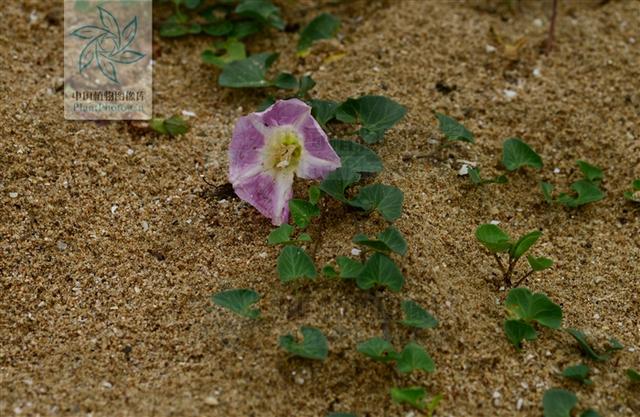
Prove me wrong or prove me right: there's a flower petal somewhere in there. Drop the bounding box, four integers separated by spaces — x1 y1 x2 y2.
260 98 309 127
228 114 268 184
233 171 294 226
295 111 341 179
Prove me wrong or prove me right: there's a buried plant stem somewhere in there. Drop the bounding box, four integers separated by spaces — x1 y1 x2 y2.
311 200 327 261
545 0 558 54
513 269 535 288
370 290 392 341
493 253 507 276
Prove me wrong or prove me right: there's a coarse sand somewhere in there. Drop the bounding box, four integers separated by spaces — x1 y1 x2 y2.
1 0 639 416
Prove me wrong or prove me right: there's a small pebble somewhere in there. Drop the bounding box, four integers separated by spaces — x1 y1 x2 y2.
351 248 362 256
553 168 561 174
127 148 134 156
182 110 196 117
533 18 543 27
490 220 501 225
295 376 305 385
503 89 517 99
533 68 541 77
485 44 497 53
141 221 149 232
56 241 68 251
204 396 219 406
101 381 113 389
9 192 18 198
458 164 469 176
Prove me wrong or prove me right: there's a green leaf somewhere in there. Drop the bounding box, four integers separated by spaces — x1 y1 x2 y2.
556 179 605 207
543 388 577 417
577 160 603 182
502 138 543 171
504 319 537 349
267 224 294 245
349 184 404 222
400 300 438 329
336 256 364 279
352 226 407 256
289 199 320 228
298 13 340 53
435 113 474 143
580 410 602 417
311 99 339 126
329 139 383 173
297 233 312 242
336 96 407 144
273 72 298 90
627 368 640 383
541 181 555 203
356 253 404 292
566 328 611 361
390 386 427 410
297 75 316 98
184 0 201 9
356 337 397 363
396 342 435 373
164 115 189 136
510 230 541 259
228 20 261 39
277 246 317 282
561 364 592 385
527 255 553 271
505 288 563 329
202 20 233 37
322 265 338 278
202 38 246 68
308 185 321 205
475 224 512 253
279 326 328 360
624 179 640 202
319 166 361 202
150 116 189 136
468 167 507 185
234 0 284 30
257 96 276 112
211 289 260 319
218 52 278 88
160 20 201 37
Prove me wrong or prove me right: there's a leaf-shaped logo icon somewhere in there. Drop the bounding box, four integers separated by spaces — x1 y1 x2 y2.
70 6 145 84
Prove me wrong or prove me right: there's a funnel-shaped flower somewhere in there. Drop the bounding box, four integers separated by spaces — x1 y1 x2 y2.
229 99 341 225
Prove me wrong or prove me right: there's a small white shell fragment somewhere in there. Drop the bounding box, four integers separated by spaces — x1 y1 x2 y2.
111 205 118 214
9 192 18 198
458 164 469 176
490 220 501 225
533 18 543 27
204 396 219 406
182 110 197 117
503 89 518 99
351 248 362 256
553 168 561 174
485 44 497 53
533 67 541 77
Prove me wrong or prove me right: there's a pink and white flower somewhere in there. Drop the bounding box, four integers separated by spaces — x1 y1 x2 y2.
228 99 341 225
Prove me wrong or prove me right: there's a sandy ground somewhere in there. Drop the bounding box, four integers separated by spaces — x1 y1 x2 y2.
1 0 639 416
